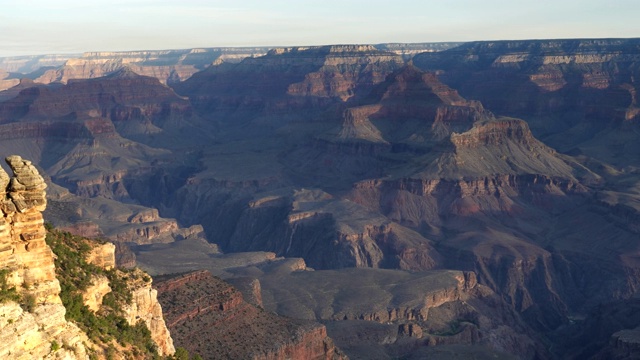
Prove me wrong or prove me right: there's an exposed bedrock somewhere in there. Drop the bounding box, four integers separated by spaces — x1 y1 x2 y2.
412 38 640 159
0 155 175 358
242 263 545 359
347 175 586 326
30 47 272 85
174 45 405 119
155 270 347 360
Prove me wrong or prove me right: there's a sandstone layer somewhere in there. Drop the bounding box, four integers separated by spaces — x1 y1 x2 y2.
0 155 175 358
0 155 92 359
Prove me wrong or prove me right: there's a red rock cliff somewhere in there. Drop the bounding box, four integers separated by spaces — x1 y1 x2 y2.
156 270 348 360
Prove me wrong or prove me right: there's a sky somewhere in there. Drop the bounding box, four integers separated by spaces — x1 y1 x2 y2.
1 0 639 57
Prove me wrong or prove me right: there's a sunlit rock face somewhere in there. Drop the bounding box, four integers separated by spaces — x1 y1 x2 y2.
0 155 175 358
0 155 93 360
0 155 57 303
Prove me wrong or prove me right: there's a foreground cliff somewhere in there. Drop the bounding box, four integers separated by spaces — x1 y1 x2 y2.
0 155 174 359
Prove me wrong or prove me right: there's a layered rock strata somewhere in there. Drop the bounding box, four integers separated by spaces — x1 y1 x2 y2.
0 155 57 303
31 47 272 85
156 270 347 360
122 268 175 356
0 155 92 359
412 38 640 160
0 155 175 358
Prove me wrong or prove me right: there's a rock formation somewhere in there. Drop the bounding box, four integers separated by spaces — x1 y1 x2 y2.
225 259 544 359
28 48 272 86
173 45 405 122
412 38 640 163
0 155 91 359
0 155 175 358
0 155 56 303
122 268 175 356
0 70 19 92
156 270 347 360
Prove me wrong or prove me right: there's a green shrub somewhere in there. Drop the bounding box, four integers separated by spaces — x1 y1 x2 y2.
46 228 159 357
21 293 37 312
0 269 20 304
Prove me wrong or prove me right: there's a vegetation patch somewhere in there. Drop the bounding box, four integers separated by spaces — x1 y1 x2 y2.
45 228 158 357
0 268 20 304
0 268 37 312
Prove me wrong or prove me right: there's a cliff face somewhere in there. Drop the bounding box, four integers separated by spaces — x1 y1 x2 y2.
174 45 405 122
0 54 73 74
30 48 271 85
412 38 640 162
0 155 175 358
0 155 92 359
0 68 212 255
0 155 58 304
121 269 175 356
155 270 347 360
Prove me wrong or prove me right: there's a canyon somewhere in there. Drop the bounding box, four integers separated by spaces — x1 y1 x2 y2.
0 38 639 359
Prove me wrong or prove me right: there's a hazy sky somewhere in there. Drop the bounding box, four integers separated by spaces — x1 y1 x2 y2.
1 0 638 57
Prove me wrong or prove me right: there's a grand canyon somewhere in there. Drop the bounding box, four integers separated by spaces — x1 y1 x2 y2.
0 38 639 359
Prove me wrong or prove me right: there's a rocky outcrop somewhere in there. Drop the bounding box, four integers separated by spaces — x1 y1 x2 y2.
0 155 94 359
85 242 116 269
0 155 175 358
0 155 57 303
82 275 111 312
156 270 347 360
0 70 19 92
0 302 93 359
122 269 175 356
